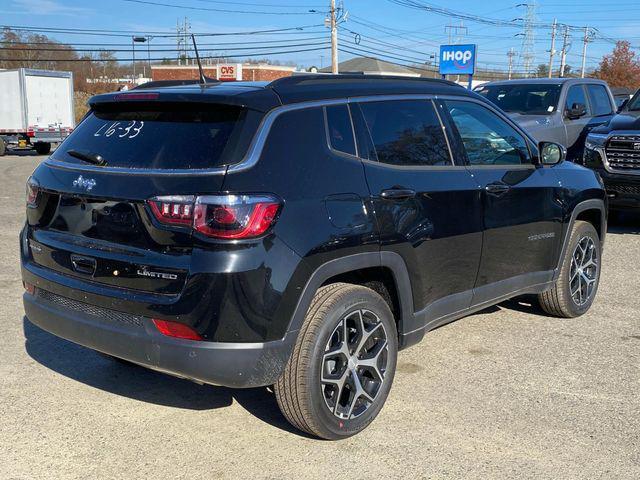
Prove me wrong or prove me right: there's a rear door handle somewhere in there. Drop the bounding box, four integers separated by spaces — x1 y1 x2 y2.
380 188 416 200
485 182 511 196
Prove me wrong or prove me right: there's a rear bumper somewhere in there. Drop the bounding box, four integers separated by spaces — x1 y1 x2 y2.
23 289 295 388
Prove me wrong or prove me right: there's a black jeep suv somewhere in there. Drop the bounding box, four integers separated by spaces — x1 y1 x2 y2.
583 88 640 210
21 75 606 439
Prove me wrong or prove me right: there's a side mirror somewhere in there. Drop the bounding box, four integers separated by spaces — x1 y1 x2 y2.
566 102 587 119
539 142 566 165
617 98 629 113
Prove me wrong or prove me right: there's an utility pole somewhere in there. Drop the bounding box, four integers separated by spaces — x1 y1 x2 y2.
507 48 516 80
330 0 338 73
581 27 593 78
559 25 570 77
548 18 557 78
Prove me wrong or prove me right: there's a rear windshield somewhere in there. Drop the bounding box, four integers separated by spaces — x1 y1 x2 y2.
52 102 260 169
475 84 561 115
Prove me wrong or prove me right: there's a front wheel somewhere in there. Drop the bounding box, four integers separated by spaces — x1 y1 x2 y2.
275 283 398 439
539 220 601 317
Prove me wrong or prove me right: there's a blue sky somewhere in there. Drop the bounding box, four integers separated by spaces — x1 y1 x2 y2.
2 0 639 73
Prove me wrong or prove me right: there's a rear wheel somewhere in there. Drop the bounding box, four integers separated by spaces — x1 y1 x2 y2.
275 283 398 439
34 142 51 155
539 220 601 317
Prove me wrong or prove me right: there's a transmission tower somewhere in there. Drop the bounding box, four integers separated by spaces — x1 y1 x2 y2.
176 17 190 65
518 3 537 78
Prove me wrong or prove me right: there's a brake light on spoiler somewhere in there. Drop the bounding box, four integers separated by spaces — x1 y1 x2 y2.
147 194 281 240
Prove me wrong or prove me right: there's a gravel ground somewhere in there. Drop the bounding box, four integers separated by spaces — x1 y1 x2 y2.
1 154 638 480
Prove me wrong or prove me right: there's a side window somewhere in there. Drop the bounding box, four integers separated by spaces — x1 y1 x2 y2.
444 100 531 166
587 85 613 116
325 104 356 156
565 85 589 113
357 100 451 167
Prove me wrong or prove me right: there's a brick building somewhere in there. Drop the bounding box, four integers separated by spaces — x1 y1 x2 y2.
151 64 296 82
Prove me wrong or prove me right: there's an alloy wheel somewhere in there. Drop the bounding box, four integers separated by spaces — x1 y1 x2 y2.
570 235 598 307
321 309 388 420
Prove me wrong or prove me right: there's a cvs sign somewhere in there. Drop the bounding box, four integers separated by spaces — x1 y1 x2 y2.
217 63 243 81
439 44 477 75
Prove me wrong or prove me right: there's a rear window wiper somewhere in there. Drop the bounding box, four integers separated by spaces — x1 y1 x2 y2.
66 149 107 166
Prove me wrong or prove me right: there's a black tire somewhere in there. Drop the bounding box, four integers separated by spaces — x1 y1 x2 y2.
34 142 51 155
538 220 601 318
275 283 398 439
0 140 6 157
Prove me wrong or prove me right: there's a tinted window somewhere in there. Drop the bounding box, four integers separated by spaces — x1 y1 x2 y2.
445 100 531 166
52 103 258 169
325 104 356 156
358 100 451 167
475 83 561 115
565 85 589 113
587 85 613 116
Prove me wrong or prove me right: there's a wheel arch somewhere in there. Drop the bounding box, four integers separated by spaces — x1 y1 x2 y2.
554 198 607 280
287 252 415 349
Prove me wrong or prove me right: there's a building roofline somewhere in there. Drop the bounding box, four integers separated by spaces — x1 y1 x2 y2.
151 64 296 72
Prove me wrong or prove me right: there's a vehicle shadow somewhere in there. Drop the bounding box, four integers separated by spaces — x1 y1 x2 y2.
608 211 640 235
498 294 548 316
468 294 547 318
22 317 310 438
5 149 42 157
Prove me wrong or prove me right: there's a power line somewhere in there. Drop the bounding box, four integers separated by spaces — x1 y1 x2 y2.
119 0 321 15
1 23 326 38
0 40 330 54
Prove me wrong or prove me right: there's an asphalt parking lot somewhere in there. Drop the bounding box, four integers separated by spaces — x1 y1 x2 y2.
1 154 638 480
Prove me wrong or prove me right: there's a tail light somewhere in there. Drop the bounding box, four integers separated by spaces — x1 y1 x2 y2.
147 194 281 240
26 177 40 208
27 127 35 138
147 195 194 226
152 319 202 341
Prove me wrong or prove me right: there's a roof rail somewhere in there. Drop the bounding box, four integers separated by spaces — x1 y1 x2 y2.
267 73 462 90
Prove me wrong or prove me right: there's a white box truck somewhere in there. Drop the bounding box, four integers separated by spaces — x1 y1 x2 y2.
0 68 75 156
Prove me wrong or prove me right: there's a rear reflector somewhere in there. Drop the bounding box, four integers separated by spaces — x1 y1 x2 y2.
26 176 40 208
152 319 203 341
23 282 35 295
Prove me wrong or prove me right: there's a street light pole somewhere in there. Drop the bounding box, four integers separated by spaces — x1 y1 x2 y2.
132 36 148 83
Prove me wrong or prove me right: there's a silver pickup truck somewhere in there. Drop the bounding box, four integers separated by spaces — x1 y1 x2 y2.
475 78 616 161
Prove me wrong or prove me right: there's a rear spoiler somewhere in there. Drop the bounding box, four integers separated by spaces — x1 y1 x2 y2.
134 79 218 90
88 86 281 112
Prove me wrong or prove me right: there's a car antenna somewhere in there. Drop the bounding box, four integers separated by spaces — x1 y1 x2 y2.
191 34 207 85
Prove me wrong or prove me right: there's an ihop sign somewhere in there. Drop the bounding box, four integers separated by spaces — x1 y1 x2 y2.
439 44 477 76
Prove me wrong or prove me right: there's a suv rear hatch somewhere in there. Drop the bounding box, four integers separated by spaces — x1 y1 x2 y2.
25 91 272 297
